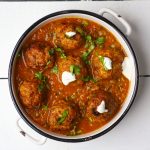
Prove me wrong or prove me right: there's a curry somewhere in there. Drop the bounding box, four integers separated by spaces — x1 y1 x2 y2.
14 18 129 136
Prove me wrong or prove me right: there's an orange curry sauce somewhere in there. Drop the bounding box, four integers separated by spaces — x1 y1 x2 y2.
14 18 129 135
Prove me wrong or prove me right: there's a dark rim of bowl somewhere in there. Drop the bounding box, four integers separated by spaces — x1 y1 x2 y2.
8 10 139 143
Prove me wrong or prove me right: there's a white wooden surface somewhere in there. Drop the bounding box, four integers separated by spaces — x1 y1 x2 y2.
0 1 150 150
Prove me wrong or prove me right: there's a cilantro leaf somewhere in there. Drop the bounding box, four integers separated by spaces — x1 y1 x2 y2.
57 110 69 125
76 27 85 36
82 35 95 63
55 47 62 52
35 72 48 92
82 43 95 63
17 52 21 58
85 35 92 41
95 37 105 45
70 65 81 75
35 72 43 80
82 76 97 83
49 48 55 55
82 76 92 82
60 53 66 59
55 47 66 59
51 65 58 74
82 20 89 27
38 83 45 92
42 105 48 110
46 60 51 65
98 56 108 70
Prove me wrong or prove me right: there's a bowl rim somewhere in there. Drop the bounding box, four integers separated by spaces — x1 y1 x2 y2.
8 9 139 142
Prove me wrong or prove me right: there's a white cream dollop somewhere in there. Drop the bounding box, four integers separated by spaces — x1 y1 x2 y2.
62 71 76 86
97 100 108 114
104 57 112 70
122 57 131 80
65 31 76 38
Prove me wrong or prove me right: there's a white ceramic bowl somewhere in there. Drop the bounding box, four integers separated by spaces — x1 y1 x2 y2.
8 9 139 143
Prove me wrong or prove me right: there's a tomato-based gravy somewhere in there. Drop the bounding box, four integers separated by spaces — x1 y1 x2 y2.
14 18 129 136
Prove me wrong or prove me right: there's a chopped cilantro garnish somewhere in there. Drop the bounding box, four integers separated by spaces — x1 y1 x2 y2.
82 76 92 82
82 51 89 61
95 37 105 45
99 55 105 64
57 110 69 125
55 47 66 59
55 47 62 52
82 20 89 27
85 35 92 41
42 105 48 110
70 65 81 75
98 56 108 70
84 35 92 48
88 43 95 51
46 60 51 65
17 52 21 58
60 53 66 59
75 27 85 36
35 72 47 92
82 35 95 64
82 44 95 63
49 48 55 55
35 72 43 80
44 60 51 69
82 76 97 83
38 82 45 92
51 65 58 74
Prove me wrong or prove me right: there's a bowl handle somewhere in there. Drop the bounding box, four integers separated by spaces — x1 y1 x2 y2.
16 118 47 145
99 8 132 36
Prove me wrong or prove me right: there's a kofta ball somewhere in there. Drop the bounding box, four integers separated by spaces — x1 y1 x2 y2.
19 81 42 108
24 42 54 69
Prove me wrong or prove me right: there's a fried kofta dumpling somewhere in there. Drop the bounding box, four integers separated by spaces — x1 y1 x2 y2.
73 81 100 109
90 48 124 80
53 24 84 51
24 42 54 69
19 81 42 108
85 23 104 39
86 90 120 124
47 100 76 130
49 56 87 99
98 75 129 104
57 56 87 84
